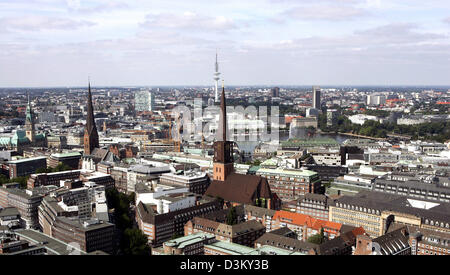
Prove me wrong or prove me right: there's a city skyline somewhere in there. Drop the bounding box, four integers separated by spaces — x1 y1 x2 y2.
0 0 450 87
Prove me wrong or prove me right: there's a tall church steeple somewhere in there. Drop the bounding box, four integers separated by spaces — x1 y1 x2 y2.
84 81 99 155
213 81 234 182
25 93 35 143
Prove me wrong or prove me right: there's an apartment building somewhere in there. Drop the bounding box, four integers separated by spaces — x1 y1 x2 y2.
296 193 335 220
159 171 211 195
254 232 317 254
271 210 352 241
0 184 55 229
243 204 277 232
308 148 341 166
38 196 115 254
136 198 221 247
27 170 81 189
329 191 450 238
185 217 266 247
110 166 129 194
256 168 321 201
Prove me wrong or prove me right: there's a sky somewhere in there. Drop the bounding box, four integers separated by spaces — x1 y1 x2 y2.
0 0 449 87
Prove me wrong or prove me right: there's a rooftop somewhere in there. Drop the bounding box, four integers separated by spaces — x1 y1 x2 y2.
257 168 317 177
204 240 256 255
164 232 215 249
0 207 20 218
8 156 47 164
14 229 87 255
51 152 82 158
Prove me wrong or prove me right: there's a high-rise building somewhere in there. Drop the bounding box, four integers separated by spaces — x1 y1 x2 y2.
134 90 154 112
271 87 280 97
312 86 321 109
366 94 386 106
213 52 221 102
84 82 99 155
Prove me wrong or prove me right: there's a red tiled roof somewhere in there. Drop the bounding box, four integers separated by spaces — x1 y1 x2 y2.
351 226 366 237
273 210 343 231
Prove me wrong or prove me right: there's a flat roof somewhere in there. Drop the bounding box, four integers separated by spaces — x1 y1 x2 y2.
51 152 82 158
164 232 215 249
8 156 47 164
204 241 256 255
14 229 87 255
257 168 317 177
250 245 308 255
0 207 20 217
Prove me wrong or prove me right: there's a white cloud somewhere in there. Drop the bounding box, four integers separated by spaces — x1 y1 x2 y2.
140 12 238 32
0 0 450 86
283 4 368 21
0 15 95 32
66 0 81 10
67 1 129 14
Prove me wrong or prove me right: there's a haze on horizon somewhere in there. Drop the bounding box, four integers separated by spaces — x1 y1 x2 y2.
1 0 450 87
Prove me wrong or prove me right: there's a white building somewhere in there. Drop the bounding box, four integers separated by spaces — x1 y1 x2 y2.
366 94 386 106
306 108 319 117
136 184 195 214
308 148 341 166
348 114 379 125
397 117 426 125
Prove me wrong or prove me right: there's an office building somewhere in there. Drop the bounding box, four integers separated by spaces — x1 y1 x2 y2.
7 157 47 178
38 196 115 254
256 168 321 201
136 198 221 247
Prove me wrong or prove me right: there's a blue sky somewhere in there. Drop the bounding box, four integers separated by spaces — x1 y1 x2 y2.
0 0 449 87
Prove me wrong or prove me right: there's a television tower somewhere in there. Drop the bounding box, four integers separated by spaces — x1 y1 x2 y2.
213 51 221 102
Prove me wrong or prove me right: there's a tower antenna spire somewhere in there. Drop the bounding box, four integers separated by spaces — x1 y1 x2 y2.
213 51 221 102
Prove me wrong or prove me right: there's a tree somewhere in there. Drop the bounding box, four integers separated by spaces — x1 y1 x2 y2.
307 227 326 245
122 228 151 255
253 159 261 166
128 192 136 205
226 206 238 225
35 162 71 174
54 163 71 172
106 188 133 231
